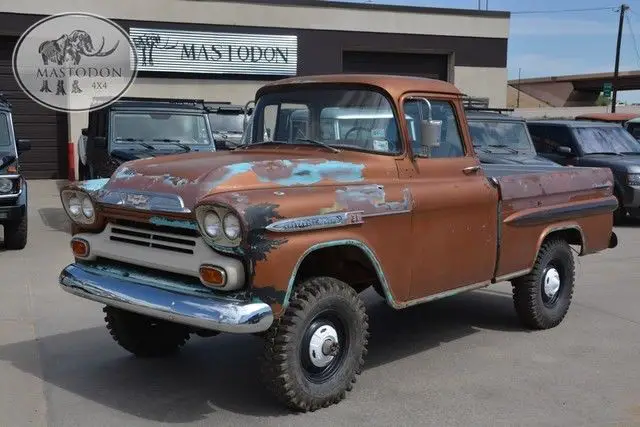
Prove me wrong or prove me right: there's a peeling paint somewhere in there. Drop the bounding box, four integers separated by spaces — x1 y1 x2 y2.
77 178 109 192
320 184 413 216
149 216 198 230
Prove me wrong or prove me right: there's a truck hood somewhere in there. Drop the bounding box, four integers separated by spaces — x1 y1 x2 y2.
575 154 640 174
477 152 560 166
99 149 371 211
110 146 214 162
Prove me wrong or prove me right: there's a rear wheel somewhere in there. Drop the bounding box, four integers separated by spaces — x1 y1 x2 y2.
103 306 191 358
511 238 575 330
261 277 369 412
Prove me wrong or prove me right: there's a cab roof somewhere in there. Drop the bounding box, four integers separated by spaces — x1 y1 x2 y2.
256 74 462 99
527 119 623 128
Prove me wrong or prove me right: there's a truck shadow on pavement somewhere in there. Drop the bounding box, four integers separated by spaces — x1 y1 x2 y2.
0 288 527 421
37 208 71 233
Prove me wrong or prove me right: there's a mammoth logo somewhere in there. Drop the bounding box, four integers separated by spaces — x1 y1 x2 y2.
12 12 138 113
38 30 120 66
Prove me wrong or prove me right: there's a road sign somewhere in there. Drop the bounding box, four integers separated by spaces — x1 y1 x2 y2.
603 82 613 97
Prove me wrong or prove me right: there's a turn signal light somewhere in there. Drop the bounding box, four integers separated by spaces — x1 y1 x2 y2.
199 265 227 287
70 238 90 258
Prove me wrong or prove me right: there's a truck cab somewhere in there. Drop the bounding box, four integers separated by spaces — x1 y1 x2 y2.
79 97 216 180
0 94 31 250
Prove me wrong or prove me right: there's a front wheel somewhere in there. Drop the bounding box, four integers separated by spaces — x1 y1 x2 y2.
511 238 575 330
103 306 191 358
261 277 369 412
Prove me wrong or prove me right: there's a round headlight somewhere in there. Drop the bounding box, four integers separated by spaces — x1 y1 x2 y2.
203 211 221 237
81 196 94 218
68 196 81 216
0 178 12 194
223 213 241 240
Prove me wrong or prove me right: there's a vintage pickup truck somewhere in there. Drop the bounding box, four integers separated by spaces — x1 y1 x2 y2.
57 74 619 412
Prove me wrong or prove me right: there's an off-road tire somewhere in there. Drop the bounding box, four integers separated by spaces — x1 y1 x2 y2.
103 306 191 358
261 277 369 412
3 212 28 250
511 238 575 330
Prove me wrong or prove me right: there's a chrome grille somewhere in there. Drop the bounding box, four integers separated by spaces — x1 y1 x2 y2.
109 223 198 255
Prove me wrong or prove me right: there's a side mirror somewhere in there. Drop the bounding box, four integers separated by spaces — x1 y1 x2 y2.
556 145 573 155
16 138 31 153
81 127 88 137
420 119 442 150
92 136 107 149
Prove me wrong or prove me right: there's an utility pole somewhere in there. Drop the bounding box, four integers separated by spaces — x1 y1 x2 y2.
612 4 629 113
517 68 521 108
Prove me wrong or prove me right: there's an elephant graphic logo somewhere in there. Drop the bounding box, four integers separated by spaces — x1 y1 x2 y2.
38 30 120 66
12 12 138 113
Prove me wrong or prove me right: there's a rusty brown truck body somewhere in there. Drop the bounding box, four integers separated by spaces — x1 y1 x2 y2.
58 74 618 412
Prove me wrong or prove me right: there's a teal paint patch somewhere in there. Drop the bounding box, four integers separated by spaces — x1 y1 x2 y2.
269 161 365 186
283 239 398 310
149 216 198 230
78 178 109 192
207 163 254 189
113 166 138 180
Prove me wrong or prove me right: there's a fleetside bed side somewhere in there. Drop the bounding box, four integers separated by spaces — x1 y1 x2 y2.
490 165 617 278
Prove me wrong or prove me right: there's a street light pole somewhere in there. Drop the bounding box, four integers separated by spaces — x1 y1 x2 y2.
612 4 629 113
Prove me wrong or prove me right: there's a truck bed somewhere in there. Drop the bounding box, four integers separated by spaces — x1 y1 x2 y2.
482 164 618 280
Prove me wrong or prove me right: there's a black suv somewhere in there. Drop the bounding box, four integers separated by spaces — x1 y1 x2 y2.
527 119 640 223
79 97 216 180
206 101 252 150
465 107 558 166
0 95 31 250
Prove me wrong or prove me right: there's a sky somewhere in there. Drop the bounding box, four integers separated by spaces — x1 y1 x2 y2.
335 0 640 102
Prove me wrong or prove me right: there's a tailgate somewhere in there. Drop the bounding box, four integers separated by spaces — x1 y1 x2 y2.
485 165 617 278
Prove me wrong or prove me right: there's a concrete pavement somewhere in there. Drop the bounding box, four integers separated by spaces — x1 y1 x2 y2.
1 180 640 426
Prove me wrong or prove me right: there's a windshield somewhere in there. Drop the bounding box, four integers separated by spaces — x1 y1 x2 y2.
0 113 12 149
626 122 640 140
209 113 245 134
111 112 212 145
468 120 534 153
244 88 402 154
573 125 640 154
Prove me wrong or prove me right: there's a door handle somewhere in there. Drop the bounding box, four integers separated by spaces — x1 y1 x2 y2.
462 165 481 175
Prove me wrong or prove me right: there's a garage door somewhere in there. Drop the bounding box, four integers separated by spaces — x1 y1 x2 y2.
0 36 68 179
342 51 449 81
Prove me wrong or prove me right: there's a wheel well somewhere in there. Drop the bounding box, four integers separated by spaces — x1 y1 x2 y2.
543 228 584 254
294 245 382 295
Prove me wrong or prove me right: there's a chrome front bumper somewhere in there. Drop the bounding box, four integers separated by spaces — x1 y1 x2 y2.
58 263 273 334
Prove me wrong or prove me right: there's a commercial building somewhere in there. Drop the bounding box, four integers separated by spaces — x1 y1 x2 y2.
0 0 510 179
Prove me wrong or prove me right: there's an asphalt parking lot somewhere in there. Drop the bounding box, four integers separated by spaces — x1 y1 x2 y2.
1 180 640 427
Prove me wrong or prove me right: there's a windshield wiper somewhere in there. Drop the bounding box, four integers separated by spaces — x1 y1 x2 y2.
294 138 340 153
473 144 492 154
114 138 155 150
487 144 518 154
151 138 191 152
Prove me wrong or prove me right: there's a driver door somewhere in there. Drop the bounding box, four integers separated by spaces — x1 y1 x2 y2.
399 95 498 300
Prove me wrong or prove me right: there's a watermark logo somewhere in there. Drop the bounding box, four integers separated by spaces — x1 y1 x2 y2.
12 12 138 113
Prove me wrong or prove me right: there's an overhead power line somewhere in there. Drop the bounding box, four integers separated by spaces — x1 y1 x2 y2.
624 13 640 68
511 6 618 15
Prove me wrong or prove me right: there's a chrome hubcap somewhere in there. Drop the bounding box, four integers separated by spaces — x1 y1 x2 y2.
543 267 561 298
308 324 339 368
